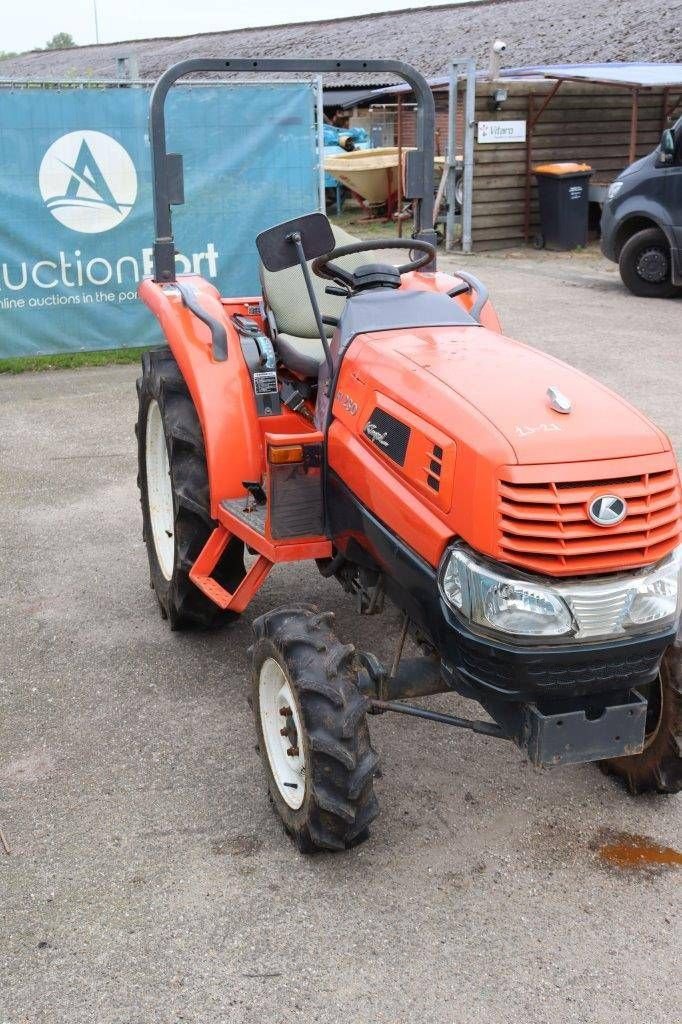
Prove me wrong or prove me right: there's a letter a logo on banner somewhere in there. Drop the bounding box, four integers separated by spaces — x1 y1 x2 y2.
39 130 138 233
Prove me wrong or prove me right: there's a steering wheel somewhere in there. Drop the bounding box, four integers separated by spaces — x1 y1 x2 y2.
311 238 436 291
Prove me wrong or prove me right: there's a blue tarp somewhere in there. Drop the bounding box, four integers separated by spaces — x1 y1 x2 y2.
323 124 371 187
0 84 319 357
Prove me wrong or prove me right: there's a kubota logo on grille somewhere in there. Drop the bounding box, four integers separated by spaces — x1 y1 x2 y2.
588 494 628 527
38 130 137 233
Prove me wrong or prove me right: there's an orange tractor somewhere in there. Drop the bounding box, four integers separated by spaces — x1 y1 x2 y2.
137 59 682 853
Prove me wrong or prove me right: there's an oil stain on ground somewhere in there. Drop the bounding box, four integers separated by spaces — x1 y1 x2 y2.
596 831 682 873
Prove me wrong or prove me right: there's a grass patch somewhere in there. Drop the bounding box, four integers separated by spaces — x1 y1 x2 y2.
0 346 150 374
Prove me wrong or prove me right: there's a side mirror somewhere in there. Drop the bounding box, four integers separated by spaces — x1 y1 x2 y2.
660 129 675 163
256 212 335 272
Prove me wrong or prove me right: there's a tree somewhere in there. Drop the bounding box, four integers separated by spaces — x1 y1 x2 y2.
45 32 75 50
0 51 17 60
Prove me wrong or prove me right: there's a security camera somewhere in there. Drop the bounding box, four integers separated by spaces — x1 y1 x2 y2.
488 38 509 80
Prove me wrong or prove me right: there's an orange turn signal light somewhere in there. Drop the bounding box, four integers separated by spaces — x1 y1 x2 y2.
268 444 304 465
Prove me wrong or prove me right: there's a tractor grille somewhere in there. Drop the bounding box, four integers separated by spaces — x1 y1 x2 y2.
363 408 410 466
497 460 682 576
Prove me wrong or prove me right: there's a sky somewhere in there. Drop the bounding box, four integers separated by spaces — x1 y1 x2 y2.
6 0 463 53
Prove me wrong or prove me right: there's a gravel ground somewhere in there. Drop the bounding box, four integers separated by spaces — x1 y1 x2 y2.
1 248 680 1024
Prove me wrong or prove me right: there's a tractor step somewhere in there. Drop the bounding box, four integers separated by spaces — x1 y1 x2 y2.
217 498 331 561
189 525 274 613
189 500 332 613
221 496 267 537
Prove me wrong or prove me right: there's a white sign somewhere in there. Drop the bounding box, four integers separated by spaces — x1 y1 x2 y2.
477 120 527 145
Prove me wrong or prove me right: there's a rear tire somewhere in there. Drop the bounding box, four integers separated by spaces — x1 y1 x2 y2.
618 227 681 298
136 346 245 629
600 641 682 795
250 606 380 853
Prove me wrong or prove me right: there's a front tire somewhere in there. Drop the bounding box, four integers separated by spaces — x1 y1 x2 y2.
618 227 681 298
600 641 682 794
136 346 245 629
251 606 380 852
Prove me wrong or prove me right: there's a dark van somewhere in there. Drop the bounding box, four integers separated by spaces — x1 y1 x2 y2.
601 117 682 297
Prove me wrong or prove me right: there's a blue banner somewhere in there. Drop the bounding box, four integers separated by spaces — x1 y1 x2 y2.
0 84 319 356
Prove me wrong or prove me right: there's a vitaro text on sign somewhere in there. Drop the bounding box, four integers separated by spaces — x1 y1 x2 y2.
477 120 527 144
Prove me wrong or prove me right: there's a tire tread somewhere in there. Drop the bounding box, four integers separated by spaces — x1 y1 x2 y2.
251 606 380 853
136 346 244 629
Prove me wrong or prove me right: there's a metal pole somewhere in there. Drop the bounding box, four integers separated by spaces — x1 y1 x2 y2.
315 76 325 213
396 94 404 238
629 87 639 164
93 0 100 44
461 57 476 254
370 699 505 738
661 87 670 131
290 233 334 378
524 91 534 242
445 64 458 250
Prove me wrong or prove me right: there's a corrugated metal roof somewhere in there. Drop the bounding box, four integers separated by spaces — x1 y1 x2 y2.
1 0 681 87
342 61 682 106
511 62 682 88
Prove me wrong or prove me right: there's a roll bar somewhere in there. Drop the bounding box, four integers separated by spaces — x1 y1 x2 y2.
149 58 437 282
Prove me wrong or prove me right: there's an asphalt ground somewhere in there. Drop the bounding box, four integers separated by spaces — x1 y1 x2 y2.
1 247 681 1024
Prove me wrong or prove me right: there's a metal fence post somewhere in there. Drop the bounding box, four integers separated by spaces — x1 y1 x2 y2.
446 57 475 253
315 76 325 212
445 67 458 250
462 58 476 254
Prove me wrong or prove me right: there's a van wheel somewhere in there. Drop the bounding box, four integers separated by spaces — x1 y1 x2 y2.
599 642 682 795
136 346 245 629
250 606 380 853
618 227 681 298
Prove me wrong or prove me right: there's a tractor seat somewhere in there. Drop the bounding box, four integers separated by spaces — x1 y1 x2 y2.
260 224 367 377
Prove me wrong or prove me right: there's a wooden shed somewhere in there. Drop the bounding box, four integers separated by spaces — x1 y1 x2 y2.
468 70 682 250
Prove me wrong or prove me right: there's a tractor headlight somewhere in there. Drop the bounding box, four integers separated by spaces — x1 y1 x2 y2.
439 544 682 644
439 546 574 639
624 549 682 628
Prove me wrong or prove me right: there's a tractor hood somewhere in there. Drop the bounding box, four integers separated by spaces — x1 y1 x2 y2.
331 322 680 576
394 326 666 464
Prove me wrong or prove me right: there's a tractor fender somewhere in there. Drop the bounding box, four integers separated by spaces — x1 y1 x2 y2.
138 275 262 517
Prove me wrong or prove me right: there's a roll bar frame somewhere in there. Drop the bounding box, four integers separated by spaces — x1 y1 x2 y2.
149 58 437 282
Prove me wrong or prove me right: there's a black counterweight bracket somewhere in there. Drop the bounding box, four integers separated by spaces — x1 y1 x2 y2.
173 280 228 361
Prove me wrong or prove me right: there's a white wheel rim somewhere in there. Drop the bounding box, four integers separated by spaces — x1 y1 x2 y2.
259 658 307 810
145 399 175 581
